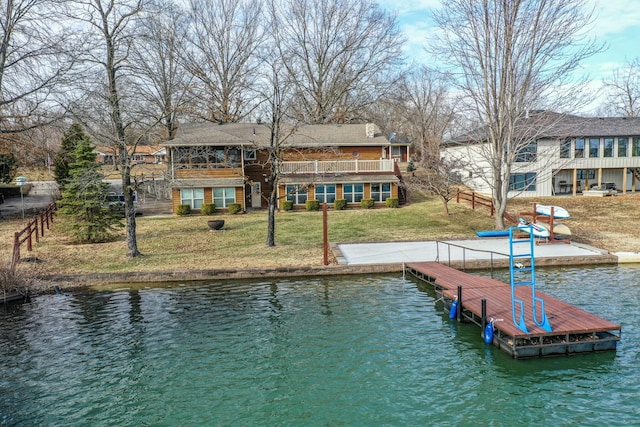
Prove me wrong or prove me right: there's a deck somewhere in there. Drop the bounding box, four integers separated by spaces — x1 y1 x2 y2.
406 262 621 358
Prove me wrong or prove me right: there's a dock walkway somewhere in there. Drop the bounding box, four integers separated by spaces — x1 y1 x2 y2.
405 262 621 358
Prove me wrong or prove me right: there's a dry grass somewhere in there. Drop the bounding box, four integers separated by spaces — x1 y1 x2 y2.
2 192 639 276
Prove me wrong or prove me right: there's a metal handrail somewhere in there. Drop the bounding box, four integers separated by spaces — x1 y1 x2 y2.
434 240 510 278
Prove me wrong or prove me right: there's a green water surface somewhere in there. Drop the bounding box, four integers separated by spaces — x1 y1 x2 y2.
1 265 638 426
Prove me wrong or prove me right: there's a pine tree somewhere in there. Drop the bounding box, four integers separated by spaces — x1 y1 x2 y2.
58 140 123 243
54 123 89 187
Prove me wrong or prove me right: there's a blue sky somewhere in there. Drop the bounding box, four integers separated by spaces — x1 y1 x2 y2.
378 0 640 113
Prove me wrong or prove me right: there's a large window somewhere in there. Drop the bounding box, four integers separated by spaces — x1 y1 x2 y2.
180 188 204 209
343 183 364 203
633 137 640 157
575 139 585 158
213 187 236 208
370 183 391 202
286 185 308 205
576 169 596 180
174 146 243 169
508 173 536 191
314 184 336 204
604 138 613 157
618 137 628 157
589 138 600 157
560 138 571 158
515 141 537 162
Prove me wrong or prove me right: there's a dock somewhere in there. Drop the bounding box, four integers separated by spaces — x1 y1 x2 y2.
405 262 621 358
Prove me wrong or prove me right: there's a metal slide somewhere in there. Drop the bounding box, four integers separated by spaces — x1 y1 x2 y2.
508 226 553 333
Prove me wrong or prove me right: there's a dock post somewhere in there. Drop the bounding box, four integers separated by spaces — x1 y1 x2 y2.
481 299 487 338
457 286 462 322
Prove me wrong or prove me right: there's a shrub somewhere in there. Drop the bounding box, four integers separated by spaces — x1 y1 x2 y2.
201 203 215 215
385 197 399 208
282 200 294 211
306 199 320 211
407 159 416 172
228 203 242 214
176 204 191 216
334 199 347 210
360 198 374 209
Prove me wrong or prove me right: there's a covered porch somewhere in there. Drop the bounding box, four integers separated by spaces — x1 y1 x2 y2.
552 167 640 196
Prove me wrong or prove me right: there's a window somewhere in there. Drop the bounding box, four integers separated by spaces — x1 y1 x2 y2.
575 138 584 158
180 188 204 209
213 187 236 208
560 138 571 158
576 169 596 180
391 146 402 157
371 183 391 202
286 185 308 205
603 138 613 157
633 137 640 157
589 138 600 157
618 137 628 157
515 141 537 162
244 149 256 160
314 184 336 204
343 183 364 203
508 173 536 191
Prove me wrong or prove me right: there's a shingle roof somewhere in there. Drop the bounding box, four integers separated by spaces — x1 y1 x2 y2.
446 111 640 145
162 122 393 147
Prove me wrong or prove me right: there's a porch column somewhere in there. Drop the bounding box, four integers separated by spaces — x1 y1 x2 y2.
623 167 628 194
597 168 603 187
572 168 578 196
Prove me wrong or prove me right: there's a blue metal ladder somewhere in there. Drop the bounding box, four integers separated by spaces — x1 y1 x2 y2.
508 226 553 333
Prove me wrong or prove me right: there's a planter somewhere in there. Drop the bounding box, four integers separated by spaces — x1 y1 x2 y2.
207 219 225 231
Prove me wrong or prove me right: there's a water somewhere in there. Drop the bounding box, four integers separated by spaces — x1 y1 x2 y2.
1 266 639 426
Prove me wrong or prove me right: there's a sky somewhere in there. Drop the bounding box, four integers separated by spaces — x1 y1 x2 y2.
377 0 640 114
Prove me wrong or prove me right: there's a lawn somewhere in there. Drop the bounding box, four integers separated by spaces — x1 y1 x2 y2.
2 191 639 277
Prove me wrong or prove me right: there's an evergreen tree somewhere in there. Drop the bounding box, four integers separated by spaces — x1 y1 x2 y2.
0 153 18 183
54 123 89 187
58 140 123 243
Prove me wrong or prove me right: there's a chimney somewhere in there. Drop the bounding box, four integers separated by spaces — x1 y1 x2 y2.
365 123 375 138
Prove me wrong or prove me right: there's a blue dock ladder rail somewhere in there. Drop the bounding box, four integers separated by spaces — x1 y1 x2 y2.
509 226 553 333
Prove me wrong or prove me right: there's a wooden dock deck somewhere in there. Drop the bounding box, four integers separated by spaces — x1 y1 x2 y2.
406 262 621 358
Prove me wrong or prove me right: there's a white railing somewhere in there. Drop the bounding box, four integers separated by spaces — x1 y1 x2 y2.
280 159 395 174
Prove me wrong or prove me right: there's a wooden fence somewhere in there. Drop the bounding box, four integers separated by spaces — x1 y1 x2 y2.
456 190 518 224
456 190 495 215
11 203 56 270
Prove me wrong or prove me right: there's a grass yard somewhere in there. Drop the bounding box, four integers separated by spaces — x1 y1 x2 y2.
2 191 639 277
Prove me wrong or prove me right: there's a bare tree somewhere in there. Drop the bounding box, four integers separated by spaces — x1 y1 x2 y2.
182 0 265 123
67 0 147 257
409 154 465 215
601 57 640 117
433 0 602 229
130 0 193 140
273 0 404 124
402 66 457 160
0 0 77 134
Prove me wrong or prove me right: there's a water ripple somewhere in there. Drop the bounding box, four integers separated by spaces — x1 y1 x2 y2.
1 269 638 426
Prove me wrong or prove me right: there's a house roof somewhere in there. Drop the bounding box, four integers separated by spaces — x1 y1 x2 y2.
162 122 393 148
446 111 640 145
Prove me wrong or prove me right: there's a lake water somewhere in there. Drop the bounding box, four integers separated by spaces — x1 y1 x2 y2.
1 265 639 426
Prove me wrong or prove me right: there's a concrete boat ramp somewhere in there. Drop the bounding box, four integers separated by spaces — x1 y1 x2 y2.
335 238 620 268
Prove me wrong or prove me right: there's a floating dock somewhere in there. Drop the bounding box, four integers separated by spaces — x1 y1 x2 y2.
405 262 621 358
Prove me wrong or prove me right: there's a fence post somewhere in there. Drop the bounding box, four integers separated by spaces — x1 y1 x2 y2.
11 232 20 270
471 192 475 210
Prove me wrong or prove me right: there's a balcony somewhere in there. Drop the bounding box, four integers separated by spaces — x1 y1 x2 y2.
280 159 396 175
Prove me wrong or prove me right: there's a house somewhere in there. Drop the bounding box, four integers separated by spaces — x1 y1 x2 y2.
94 145 166 165
442 112 640 197
162 122 410 213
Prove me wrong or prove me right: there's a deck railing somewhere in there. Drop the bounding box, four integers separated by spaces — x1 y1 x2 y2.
280 159 395 175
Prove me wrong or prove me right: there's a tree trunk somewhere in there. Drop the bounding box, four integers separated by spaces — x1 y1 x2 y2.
122 164 142 257
266 187 277 247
